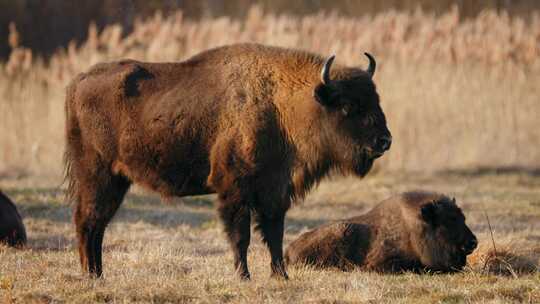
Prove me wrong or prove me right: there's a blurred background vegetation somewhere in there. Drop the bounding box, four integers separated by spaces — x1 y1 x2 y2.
1 0 539 60
0 0 539 176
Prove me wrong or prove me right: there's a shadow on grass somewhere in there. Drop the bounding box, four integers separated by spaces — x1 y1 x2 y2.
124 192 215 208
439 166 540 177
285 217 327 233
114 205 214 228
28 234 73 251
7 187 353 233
8 187 216 229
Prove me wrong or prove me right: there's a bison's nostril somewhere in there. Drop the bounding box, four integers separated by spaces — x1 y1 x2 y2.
464 238 477 253
377 136 392 152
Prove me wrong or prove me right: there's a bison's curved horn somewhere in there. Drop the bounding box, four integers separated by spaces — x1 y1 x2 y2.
321 55 335 85
364 52 376 78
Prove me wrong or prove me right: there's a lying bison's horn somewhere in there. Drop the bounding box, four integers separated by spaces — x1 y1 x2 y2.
364 52 376 78
321 55 335 85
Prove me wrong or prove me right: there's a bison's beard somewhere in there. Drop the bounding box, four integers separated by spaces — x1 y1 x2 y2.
426 248 468 273
352 150 375 177
451 250 468 270
436 254 467 273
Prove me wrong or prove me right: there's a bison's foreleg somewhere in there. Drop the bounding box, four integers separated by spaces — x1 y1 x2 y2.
73 169 130 278
254 210 288 279
218 198 251 280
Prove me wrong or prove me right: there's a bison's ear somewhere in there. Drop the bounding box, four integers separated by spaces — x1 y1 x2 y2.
421 202 439 227
314 84 338 107
315 54 339 108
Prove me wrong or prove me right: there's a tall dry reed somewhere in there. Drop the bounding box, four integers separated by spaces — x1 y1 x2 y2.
1 6 539 177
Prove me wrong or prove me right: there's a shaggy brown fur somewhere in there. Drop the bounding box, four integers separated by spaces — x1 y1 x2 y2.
285 192 477 273
0 190 27 247
64 43 391 279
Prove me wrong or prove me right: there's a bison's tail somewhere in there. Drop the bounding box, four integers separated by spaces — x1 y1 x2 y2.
62 80 80 205
62 149 77 205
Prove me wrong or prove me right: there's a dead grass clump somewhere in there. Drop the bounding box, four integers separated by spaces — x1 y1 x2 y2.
468 242 540 276
481 249 538 276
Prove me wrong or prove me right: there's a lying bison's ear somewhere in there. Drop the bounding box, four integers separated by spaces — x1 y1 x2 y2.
421 202 439 227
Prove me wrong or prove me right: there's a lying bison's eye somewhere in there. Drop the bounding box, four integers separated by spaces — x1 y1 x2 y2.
359 114 375 127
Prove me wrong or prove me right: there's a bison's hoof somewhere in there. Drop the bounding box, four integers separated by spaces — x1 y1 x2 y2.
238 271 251 281
85 272 103 279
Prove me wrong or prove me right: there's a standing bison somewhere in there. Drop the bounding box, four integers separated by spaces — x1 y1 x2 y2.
285 192 478 273
0 190 27 247
64 43 391 279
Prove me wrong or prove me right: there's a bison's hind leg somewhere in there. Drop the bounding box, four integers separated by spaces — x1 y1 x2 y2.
72 154 131 278
254 210 288 279
217 194 251 280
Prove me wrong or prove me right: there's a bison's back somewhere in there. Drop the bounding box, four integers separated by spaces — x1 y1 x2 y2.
65 43 320 164
65 59 222 197
285 222 371 270
285 200 414 271
286 192 474 273
64 44 306 199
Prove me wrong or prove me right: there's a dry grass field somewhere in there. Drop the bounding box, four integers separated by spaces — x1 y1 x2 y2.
1 6 539 304
1 171 539 303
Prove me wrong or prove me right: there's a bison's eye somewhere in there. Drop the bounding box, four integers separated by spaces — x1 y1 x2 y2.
339 100 360 117
359 114 375 127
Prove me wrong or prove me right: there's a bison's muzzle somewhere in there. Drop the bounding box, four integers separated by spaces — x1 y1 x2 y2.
367 135 392 158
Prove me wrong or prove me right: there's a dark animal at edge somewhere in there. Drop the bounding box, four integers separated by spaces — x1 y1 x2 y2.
64 43 392 279
285 191 478 273
0 190 27 247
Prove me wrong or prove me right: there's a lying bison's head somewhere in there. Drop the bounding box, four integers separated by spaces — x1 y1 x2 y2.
313 54 391 176
415 197 478 272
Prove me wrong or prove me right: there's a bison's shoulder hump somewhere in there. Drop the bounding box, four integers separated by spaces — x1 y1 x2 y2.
72 60 155 100
119 63 154 97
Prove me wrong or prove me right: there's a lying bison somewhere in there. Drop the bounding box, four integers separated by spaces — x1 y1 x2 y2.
0 190 27 247
285 191 477 273
64 43 391 279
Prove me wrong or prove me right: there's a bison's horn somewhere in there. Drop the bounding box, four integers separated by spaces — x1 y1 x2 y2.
364 52 376 78
321 55 335 85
